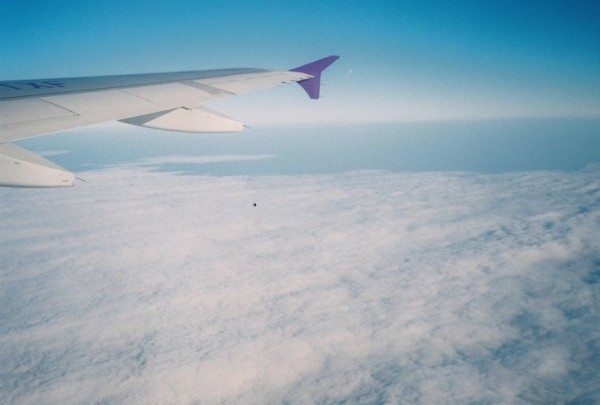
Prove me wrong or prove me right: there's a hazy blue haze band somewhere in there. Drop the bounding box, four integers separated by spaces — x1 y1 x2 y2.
18 119 600 176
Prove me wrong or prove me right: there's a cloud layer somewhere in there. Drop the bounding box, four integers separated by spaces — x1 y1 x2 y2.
1 163 599 404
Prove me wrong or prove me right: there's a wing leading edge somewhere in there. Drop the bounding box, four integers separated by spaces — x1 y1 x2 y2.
0 56 339 187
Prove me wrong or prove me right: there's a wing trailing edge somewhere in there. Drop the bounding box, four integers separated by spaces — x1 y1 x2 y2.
120 106 243 133
0 143 74 187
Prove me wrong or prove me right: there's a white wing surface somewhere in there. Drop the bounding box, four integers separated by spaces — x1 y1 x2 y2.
0 56 339 187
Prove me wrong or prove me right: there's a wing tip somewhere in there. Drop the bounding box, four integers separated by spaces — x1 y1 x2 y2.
290 55 340 99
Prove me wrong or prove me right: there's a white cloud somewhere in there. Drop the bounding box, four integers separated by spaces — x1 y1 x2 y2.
37 150 72 157
0 165 599 404
137 154 275 165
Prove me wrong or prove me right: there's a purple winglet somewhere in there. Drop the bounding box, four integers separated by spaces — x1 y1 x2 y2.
290 55 339 99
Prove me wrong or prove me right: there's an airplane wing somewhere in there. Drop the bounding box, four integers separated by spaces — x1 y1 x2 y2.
0 55 339 187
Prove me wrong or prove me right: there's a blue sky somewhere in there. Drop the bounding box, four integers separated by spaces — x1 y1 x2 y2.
1 0 599 122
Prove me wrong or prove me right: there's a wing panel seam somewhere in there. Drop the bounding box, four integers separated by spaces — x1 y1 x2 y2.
38 98 80 116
